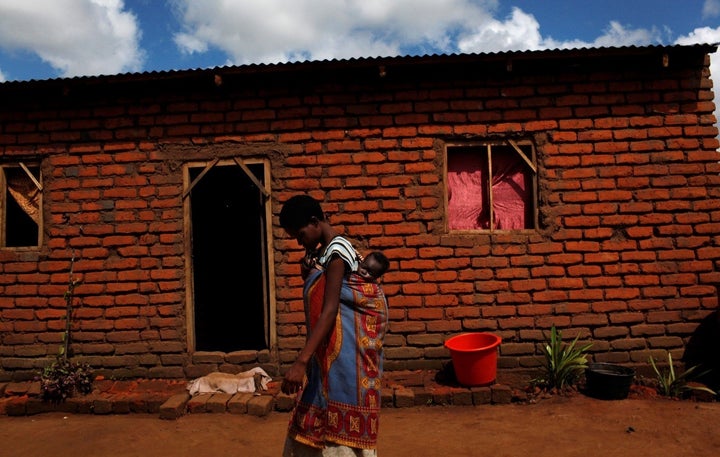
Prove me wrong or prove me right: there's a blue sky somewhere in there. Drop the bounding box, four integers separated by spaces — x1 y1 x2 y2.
0 0 719 83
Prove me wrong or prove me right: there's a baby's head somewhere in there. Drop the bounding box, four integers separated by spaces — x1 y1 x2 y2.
357 251 390 282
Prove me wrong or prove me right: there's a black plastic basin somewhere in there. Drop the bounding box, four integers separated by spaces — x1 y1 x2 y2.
585 362 636 400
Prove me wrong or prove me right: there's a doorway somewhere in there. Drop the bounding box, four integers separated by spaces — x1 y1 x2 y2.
184 159 272 352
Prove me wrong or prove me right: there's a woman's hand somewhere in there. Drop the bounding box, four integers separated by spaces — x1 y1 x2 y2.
281 360 307 394
284 256 344 395
300 250 316 280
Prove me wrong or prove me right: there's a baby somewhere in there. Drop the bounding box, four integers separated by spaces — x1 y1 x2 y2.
303 248 389 283
356 251 390 283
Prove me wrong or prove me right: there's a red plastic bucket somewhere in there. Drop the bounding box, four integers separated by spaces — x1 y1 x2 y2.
444 333 502 386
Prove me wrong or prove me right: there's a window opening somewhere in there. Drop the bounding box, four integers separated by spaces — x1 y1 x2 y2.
1 163 42 247
184 160 271 352
446 141 537 231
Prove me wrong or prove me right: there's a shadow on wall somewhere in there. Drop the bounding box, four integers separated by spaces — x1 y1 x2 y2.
683 309 720 392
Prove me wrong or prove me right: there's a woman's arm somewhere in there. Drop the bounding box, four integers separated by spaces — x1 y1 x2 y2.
281 255 344 394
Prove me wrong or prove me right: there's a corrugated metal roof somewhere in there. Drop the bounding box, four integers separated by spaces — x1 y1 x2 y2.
1 43 717 87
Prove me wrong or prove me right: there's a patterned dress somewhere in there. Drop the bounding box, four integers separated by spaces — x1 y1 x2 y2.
283 237 389 457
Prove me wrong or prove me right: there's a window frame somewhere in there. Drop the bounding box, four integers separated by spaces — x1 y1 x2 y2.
444 140 538 232
0 162 43 249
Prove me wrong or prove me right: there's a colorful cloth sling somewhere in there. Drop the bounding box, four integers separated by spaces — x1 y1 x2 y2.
286 237 389 450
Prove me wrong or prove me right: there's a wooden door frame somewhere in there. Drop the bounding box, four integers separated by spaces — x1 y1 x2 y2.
182 157 275 352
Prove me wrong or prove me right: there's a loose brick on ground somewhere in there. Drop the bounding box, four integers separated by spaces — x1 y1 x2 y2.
25 398 57 416
450 388 473 406
128 395 151 413
93 396 114 415
26 382 41 397
228 392 253 414
431 386 452 406
206 393 232 413
273 392 295 412
159 393 190 420
247 395 274 416
491 385 513 404
5 383 30 396
412 387 433 406
471 386 492 405
394 387 414 408
5 396 27 416
110 394 131 414
61 397 82 414
146 396 170 414
187 393 211 413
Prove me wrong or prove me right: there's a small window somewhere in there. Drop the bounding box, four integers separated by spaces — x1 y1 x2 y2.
1 163 42 248
446 141 537 231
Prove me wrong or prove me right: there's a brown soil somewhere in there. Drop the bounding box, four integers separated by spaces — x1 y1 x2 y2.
2 368 717 456
1 394 718 457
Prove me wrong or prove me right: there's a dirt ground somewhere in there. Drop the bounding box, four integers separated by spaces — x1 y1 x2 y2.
1 395 718 457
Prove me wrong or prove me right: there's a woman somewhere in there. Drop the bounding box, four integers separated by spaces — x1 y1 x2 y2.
279 194 389 457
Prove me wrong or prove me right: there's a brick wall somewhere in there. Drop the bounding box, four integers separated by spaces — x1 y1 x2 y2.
0 45 719 381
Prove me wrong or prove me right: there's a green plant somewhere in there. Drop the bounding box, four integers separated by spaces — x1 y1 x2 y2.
533 325 593 390
648 353 716 398
37 251 94 402
39 358 94 403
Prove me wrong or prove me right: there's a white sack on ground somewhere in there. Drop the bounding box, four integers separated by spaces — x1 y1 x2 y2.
187 367 272 395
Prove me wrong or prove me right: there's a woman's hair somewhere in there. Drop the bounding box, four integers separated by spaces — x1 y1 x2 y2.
279 194 325 231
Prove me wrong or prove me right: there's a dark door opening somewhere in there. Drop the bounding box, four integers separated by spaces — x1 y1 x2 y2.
189 163 268 352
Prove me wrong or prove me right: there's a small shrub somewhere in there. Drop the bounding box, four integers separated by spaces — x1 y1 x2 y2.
532 325 592 391
649 353 716 399
39 358 94 403
37 251 94 402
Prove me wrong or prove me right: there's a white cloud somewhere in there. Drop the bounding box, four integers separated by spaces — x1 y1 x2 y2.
589 21 662 47
169 0 497 64
452 8 661 55
170 1 664 65
703 0 720 18
457 7 544 53
675 25 720 46
0 0 144 78
0 68 5 82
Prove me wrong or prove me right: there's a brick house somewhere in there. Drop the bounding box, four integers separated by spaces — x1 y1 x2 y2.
0 44 718 382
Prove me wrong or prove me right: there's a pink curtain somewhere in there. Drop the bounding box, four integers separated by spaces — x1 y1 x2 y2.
490 151 529 230
448 150 487 230
448 148 529 230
